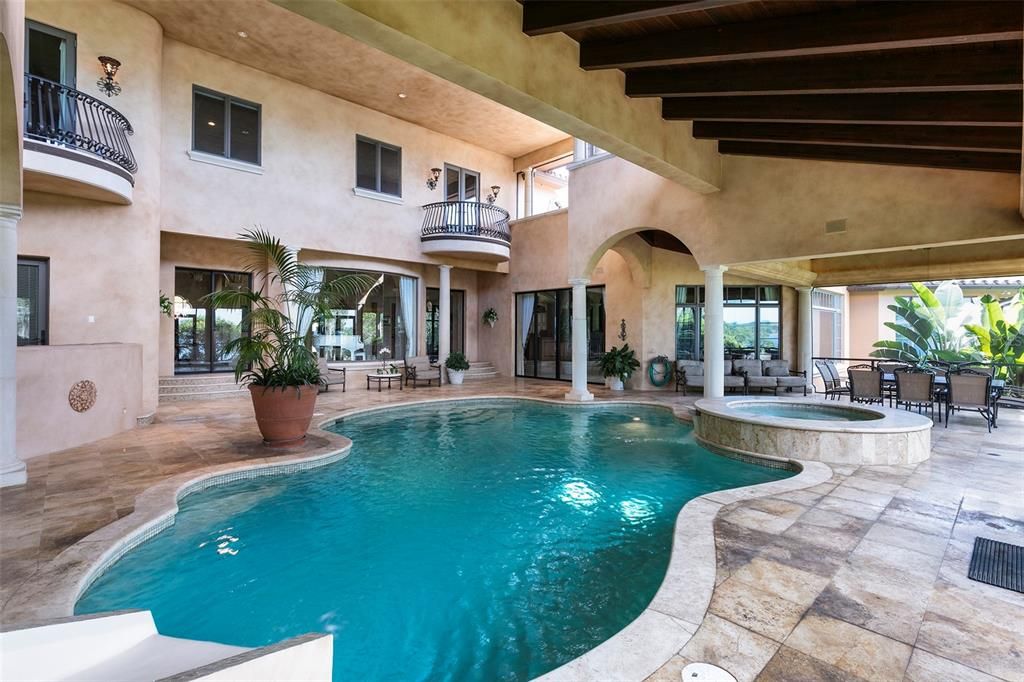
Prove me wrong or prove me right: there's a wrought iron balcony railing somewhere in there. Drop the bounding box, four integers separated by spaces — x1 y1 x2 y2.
24 74 137 175
421 201 511 244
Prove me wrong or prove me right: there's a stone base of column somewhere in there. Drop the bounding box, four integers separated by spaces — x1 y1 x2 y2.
0 460 27 488
564 389 595 402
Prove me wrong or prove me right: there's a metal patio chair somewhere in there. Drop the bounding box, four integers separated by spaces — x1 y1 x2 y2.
848 364 884 406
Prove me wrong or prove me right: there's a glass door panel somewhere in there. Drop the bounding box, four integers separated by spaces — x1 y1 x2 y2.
174 268 249 373
534 291 558 379
585 286 606 382
556 289 572 380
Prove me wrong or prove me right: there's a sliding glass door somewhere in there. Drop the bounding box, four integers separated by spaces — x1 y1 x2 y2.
174 268 250 373
516 286 605 382
426 288 465 361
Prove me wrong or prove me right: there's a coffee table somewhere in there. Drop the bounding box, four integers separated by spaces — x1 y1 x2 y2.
367 372 403 392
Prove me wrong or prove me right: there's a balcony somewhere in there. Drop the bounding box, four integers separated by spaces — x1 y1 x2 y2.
420 201 511 262
23 74 137 204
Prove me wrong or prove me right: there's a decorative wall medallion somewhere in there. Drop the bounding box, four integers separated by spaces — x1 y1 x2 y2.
69 380 97 413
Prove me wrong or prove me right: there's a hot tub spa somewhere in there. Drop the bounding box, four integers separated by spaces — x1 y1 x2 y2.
694 397 933 465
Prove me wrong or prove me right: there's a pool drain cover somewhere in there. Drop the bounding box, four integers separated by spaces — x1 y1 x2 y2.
681 662 737 682
968 536 1024 593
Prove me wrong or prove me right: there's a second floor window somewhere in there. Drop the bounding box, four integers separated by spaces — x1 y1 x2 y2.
356 136 401 197
192 86 261 165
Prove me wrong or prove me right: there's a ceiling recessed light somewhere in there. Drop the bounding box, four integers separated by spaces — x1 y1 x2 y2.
207 120 216 126
397 92 407 99
237 31 249 38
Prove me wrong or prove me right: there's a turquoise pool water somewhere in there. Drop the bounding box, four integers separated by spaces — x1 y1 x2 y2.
733 402 881 422
77 400 791 681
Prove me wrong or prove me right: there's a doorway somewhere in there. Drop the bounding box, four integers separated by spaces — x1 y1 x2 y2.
173 268 250 374
426 288 465 361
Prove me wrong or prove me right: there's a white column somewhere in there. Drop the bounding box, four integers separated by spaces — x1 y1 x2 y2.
1 204 26 487
701 265 727 399
797 287 814 389
564 277 594 402
438 264 452 383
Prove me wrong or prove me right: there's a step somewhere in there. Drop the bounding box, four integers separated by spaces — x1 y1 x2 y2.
159 388 249 403
159 374 240 387
462 368 497 378
159 382 245 395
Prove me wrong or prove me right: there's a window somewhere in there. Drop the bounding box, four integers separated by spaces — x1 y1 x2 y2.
516 286 605 383
812 290 844 358
17 258 48 346
25 20 76 85
356 136 402 197
444 163 480 202
311 269 417 362
192 86 261 165
674 285 782 360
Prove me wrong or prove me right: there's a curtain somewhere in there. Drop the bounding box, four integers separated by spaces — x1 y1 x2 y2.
518 294 535 374
399 276 418 359
293 266 325 344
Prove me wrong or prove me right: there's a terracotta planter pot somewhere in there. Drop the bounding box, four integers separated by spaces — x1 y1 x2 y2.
248 384 319 447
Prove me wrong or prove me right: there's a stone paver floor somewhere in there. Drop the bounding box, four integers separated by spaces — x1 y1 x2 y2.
1 378 1022 681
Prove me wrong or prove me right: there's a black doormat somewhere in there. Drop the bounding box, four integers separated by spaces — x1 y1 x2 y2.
968 537 1024 593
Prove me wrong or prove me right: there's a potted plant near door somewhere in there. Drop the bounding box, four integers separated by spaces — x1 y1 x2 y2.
482 307 498 328
207 228 372 446
600 344 641 391
445 351 470 385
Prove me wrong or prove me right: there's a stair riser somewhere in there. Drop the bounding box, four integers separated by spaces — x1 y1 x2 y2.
159 390 249 403
159 374 240 386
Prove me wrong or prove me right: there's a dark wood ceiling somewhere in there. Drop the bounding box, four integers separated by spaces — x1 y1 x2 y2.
522 0 1023 174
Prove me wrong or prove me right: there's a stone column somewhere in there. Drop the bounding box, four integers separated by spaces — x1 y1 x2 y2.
797 287 814 389
564 277 594 402
438 264 452 383
701 265 727 399
0 204 26 487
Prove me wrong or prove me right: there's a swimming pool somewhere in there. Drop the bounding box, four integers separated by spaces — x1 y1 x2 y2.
77 399 791 681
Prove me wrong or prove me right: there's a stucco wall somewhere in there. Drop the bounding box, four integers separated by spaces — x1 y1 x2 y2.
568 156 1023 276
16 343 142 459
158 38 515 269
19 0 163 418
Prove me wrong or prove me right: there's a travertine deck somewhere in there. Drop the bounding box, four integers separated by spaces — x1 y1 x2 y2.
2 377 1021 681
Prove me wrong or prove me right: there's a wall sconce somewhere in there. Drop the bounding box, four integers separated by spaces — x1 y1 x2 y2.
426 167 441 190
486 185 501 204
97 56 122 97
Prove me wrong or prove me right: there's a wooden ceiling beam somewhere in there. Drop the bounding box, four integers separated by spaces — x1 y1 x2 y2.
626 42 1023 97
521 1 745 36
693 122 1023 152
718 141 1022 173
663 92 1022 126
580 1 1023 69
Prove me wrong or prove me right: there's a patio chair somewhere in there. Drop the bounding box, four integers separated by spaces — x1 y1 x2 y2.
893 368 936 420
945 369 995 432
848 364 884 405
823 360 850 401
317 357 346 393
405 356 442 388
735 359 774 394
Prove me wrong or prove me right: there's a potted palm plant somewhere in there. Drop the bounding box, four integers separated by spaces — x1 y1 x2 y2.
207 228 371 446
599 344 641 391
445 351 470 385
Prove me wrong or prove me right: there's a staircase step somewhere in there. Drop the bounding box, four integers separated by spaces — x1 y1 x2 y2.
159 382 244 395
159 388 249 403
159 374 239 386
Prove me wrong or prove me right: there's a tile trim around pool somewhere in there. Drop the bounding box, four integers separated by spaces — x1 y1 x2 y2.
2 395 832 682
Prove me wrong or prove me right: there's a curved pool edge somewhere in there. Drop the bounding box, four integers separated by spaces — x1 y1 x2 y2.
534 459 832 682
2 394 831 682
